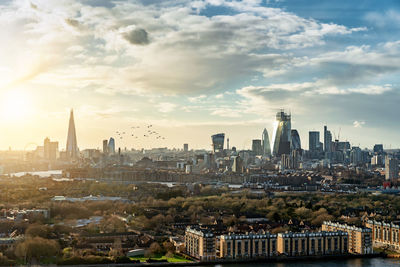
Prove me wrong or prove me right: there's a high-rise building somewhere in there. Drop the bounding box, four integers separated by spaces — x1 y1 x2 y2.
232 155 243 173
309 131 320 152
211 133 225 154
66 109 78 159
385 156 399 181
252 139 262 156
183 143 189 152
272 110 291 157
373 144 384 154
44 137 59 161
262 128 271 157
102 140 108 154
108 137 115 154
291 129 301 151
350 147 362 165
324 126 332 153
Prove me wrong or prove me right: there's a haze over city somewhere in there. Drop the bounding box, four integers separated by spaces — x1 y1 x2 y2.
1 0 400 150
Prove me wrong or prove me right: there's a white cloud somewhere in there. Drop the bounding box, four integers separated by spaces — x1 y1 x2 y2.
158 102 177 113
353 120 366 128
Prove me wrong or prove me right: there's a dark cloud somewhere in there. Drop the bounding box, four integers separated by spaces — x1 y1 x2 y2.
65 18 80 28
123 28 149 45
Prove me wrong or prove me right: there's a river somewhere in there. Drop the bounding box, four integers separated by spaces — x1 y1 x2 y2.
198 257 399 267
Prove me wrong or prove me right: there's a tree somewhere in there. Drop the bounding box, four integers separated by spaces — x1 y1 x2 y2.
25 224 50 238
15 237 60 263
149 242 162 256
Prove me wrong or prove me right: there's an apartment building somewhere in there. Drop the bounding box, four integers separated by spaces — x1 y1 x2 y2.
185 227 216 261
219 232 278 259
277 231 348 256
322 221 373 254
365 220 400 251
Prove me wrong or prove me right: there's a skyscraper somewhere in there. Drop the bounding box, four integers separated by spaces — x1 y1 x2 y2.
272 110 291 157
103 139 108 154
211 133 225 154
262 128 271 157
324 126 332 153
309 131 320 152
183 143 189 152
108 137 115 154
291 129 301 151
385 156 399 181
252 139 262 155
66 109 78 159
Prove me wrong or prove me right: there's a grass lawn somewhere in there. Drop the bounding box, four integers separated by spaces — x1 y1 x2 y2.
130 253 192 263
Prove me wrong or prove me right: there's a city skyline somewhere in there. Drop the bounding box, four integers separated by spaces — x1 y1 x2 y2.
0 0 399 150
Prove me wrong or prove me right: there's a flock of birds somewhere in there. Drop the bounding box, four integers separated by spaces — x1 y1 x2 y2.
115 124 166 141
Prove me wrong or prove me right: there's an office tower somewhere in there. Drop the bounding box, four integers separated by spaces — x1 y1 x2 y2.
350 147 362 165
309 131 320 151
291 129 301 151
66 109 78 159
183 143 189 152
44 137 59 161
373 144 384 154
232 156 243 173
252 139 262 155
281 154 291 170
108 137 115 154
211 133 225 153
272 110 291 157
227 138 230 150
385 156 399 181
324 126 332 153
103 140 108 154
262 128 271 157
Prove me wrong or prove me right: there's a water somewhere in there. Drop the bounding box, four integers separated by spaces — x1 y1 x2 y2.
198 258 399 267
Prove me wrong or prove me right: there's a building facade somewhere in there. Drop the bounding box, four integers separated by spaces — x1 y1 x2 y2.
322 221 373 254
262 128 271 157
385 156 399 181
219 232 277 259
277 231 348 256
185 227 216 261
365 220 400 252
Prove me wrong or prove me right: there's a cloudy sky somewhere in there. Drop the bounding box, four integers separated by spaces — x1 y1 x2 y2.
1 0 400 151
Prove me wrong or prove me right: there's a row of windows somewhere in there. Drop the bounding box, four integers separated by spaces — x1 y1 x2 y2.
226 240 276 256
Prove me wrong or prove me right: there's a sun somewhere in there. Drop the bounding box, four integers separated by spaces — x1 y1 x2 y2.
0 89 32 122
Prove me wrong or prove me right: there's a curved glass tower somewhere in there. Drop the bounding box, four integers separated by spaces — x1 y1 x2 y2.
211 133 225 153
291 129 301 151
262 128 271 157
272 110 291 157
108 137 115 154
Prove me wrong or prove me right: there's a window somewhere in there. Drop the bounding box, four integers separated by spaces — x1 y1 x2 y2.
318 239 322 251
255 240 259 254
285 240 289 252
301 239 306 252
272 240 276 252
334 238 338 251
344 237 348 252
311 239 315 251
294 240 298 252
327 238 331 251
244 241 248 254
237 241 242 255
227 242 231 256
262 240 266 253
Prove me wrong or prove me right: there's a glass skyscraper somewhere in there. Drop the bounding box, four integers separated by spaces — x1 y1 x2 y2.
272 110 291 157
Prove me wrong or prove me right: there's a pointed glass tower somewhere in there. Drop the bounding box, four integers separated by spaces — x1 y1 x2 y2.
66 109 78 159
262 128 271 157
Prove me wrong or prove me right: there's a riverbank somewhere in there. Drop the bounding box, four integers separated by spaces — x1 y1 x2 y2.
54 253 385 267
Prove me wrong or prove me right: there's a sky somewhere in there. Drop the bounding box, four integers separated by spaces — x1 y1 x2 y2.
1 0 400 151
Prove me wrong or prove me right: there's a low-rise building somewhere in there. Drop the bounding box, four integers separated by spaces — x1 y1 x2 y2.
277 231 348 256
185 227 216 261
219 232 277 259
322 221 372 254
365 220 400 251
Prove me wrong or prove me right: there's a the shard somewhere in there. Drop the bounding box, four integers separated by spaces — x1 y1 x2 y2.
66 109 78 159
